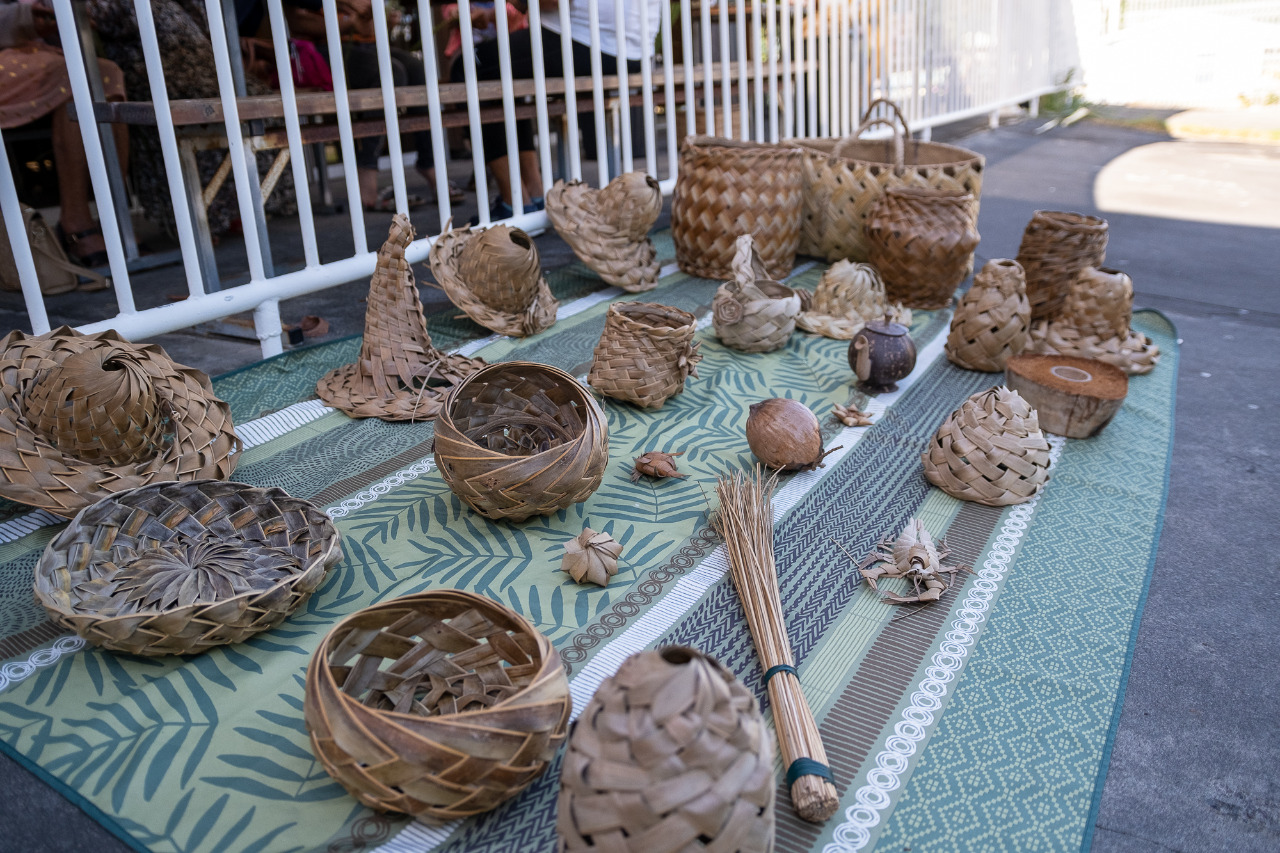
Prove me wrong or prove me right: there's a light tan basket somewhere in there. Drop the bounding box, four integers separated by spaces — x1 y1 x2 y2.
433 362 607 522
430 222 559 338
557 646 775 852
865 186 980 310
945 259 1031 372
792 98 984 262
1015 210 1108 321
713 277 802 353
34 480 340 656
1027 322 1161 376
587 302 702 409
795 260 909 339
922 386 1051 506
546 172 664 293
670 136 803 280
1027 266 1161 375
305 590 571 821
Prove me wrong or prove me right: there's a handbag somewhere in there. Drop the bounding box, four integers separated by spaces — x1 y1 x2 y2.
241 37 334 91
0 205 107 295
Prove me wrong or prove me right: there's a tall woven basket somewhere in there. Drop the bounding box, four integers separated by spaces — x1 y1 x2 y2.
305 590 571 821
865 186 980 310
671 136 803 280
1015 210 1109 321
945 259 1031 372
587 302 703 408
434 362 608 522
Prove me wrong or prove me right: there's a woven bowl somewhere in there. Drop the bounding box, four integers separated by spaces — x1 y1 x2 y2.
33 480 341 656
305 590 571 821
434 362 608 522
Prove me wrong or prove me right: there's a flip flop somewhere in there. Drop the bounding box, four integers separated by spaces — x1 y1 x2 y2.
363 187 427 213
56 223 109 268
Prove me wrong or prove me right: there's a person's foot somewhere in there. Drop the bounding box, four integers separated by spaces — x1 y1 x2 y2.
419 170 466 204
363 187 427 213
57 223 108 267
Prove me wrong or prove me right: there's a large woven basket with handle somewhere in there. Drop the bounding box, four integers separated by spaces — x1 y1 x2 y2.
306 590 571 821
587 302 702 409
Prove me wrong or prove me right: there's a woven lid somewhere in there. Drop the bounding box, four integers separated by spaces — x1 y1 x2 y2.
430 221 559 337
546 173 663 292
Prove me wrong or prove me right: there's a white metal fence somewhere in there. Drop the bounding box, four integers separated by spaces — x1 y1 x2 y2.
1 0 1077 358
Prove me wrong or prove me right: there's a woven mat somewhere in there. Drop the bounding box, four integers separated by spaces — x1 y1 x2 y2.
0 238 1176 853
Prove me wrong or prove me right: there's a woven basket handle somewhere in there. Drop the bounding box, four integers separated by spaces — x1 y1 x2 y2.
836 98 913 171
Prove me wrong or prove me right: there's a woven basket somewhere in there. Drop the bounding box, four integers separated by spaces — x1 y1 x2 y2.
546 173 663 293
557 646 775 852
713 278 802 353
305 590 571 820
317 215 488 421
945 259 1031 372
670 136 803 280
1027 322 1161 376
430 222 559 338
792 98 984 262
922 386 1051 507
865 186 980 310
795 260 909 339
434 362 608 522
1015 210 1108 321
587 302 702 409
1027 266 1161 375
33 480 340 656
0 327 242 518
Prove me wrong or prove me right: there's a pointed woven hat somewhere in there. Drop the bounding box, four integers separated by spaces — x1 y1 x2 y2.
0 326 241 517
429 221 558 337
546 172 663 293
316 215 487 421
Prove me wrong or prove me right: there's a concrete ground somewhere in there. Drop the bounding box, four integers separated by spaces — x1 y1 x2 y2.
0 106 1277 852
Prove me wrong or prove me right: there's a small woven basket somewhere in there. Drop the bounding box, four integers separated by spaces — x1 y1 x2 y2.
922 386 1051 506
557 646 775 852
33 480 341 656
795 260 909 339
546 173 664 293
587 302 702 409
434 362 608 522
865 186 980 310
305 590 571 821
945 259 1031 372
671 136 803 280
1026 266 1161 375
1015 210 1109 321
713 278 802 353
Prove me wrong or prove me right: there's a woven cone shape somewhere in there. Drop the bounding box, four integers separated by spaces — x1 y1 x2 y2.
0 327 241 518
713 277 802 353
557 646 775 852
945 259 1031 372
587 302 702 408
434 362 608 522
1015 210 1108 321
547 173 663 292
430 222 559 337
317 216 488 421
34 480 341 655
1026 266 1161 375
305 590 571 821
796 259 909 339
865 186 979 310
922 386 1051 506
671 136 803 280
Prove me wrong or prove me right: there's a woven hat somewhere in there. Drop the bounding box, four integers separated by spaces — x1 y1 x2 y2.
546 172 663 293
795 260 911 340
1027 266 1160 375
0 326 241 518
429 221 559 338
317 215 488 421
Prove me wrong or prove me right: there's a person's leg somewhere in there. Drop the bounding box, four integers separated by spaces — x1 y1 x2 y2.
51 105 107 259
344 43 388 208
473 30 537 208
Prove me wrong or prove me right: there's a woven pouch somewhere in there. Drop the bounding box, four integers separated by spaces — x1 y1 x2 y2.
587 302 702 408
713 277 802 353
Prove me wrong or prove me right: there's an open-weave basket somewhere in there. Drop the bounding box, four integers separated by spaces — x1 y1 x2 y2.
557 646 775 852
1015 210 1109 321
430 222 559 338
587 302 702 408
922 386 1051 506
795 260 909 339
865 186 980 310
671 136 803 280
713 278 802 353
1027 266 1161 375
792 98 984 262
546 172 664 292
305 590 571 821
33 480 340 656
434 362 608 522
945 259 1031 372
0 327 241 518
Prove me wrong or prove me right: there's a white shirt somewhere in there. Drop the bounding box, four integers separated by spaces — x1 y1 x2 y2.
540 0 662 61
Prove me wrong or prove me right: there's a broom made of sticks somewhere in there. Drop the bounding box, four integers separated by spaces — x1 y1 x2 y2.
715 466 839 823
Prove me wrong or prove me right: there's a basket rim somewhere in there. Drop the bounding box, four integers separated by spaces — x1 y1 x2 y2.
1029 209 1108 230
787 135 984 169
608 301 697 333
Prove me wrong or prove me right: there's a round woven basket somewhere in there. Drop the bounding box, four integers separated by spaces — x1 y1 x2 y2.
558 646 775 852
865 186 979 310
305 590 571 821
1015 210 1108 321
945 259 1031 372
671 136 803 281
434 362 608 522
922 386 1051 506
587 302 702 409
713 278 802 353
33 480 340 656
546 173 664 293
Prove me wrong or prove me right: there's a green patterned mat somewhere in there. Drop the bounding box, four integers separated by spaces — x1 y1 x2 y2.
0 246 1176 853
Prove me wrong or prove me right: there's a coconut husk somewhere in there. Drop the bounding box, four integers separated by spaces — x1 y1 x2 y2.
429 221 559 337
546 172 663 292
796 260 910 340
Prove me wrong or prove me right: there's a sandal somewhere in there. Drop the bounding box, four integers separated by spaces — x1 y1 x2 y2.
363 187 427 213
56 223 109 268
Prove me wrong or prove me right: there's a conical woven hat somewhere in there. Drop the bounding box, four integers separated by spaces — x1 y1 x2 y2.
547 173 663 293
796 259 911 339
430 221 558 337
316 215 488 421
0 327 242 517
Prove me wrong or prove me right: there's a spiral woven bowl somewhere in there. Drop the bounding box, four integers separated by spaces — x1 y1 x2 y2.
434 362 608 522
305 590 571 821
33 480 341 656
